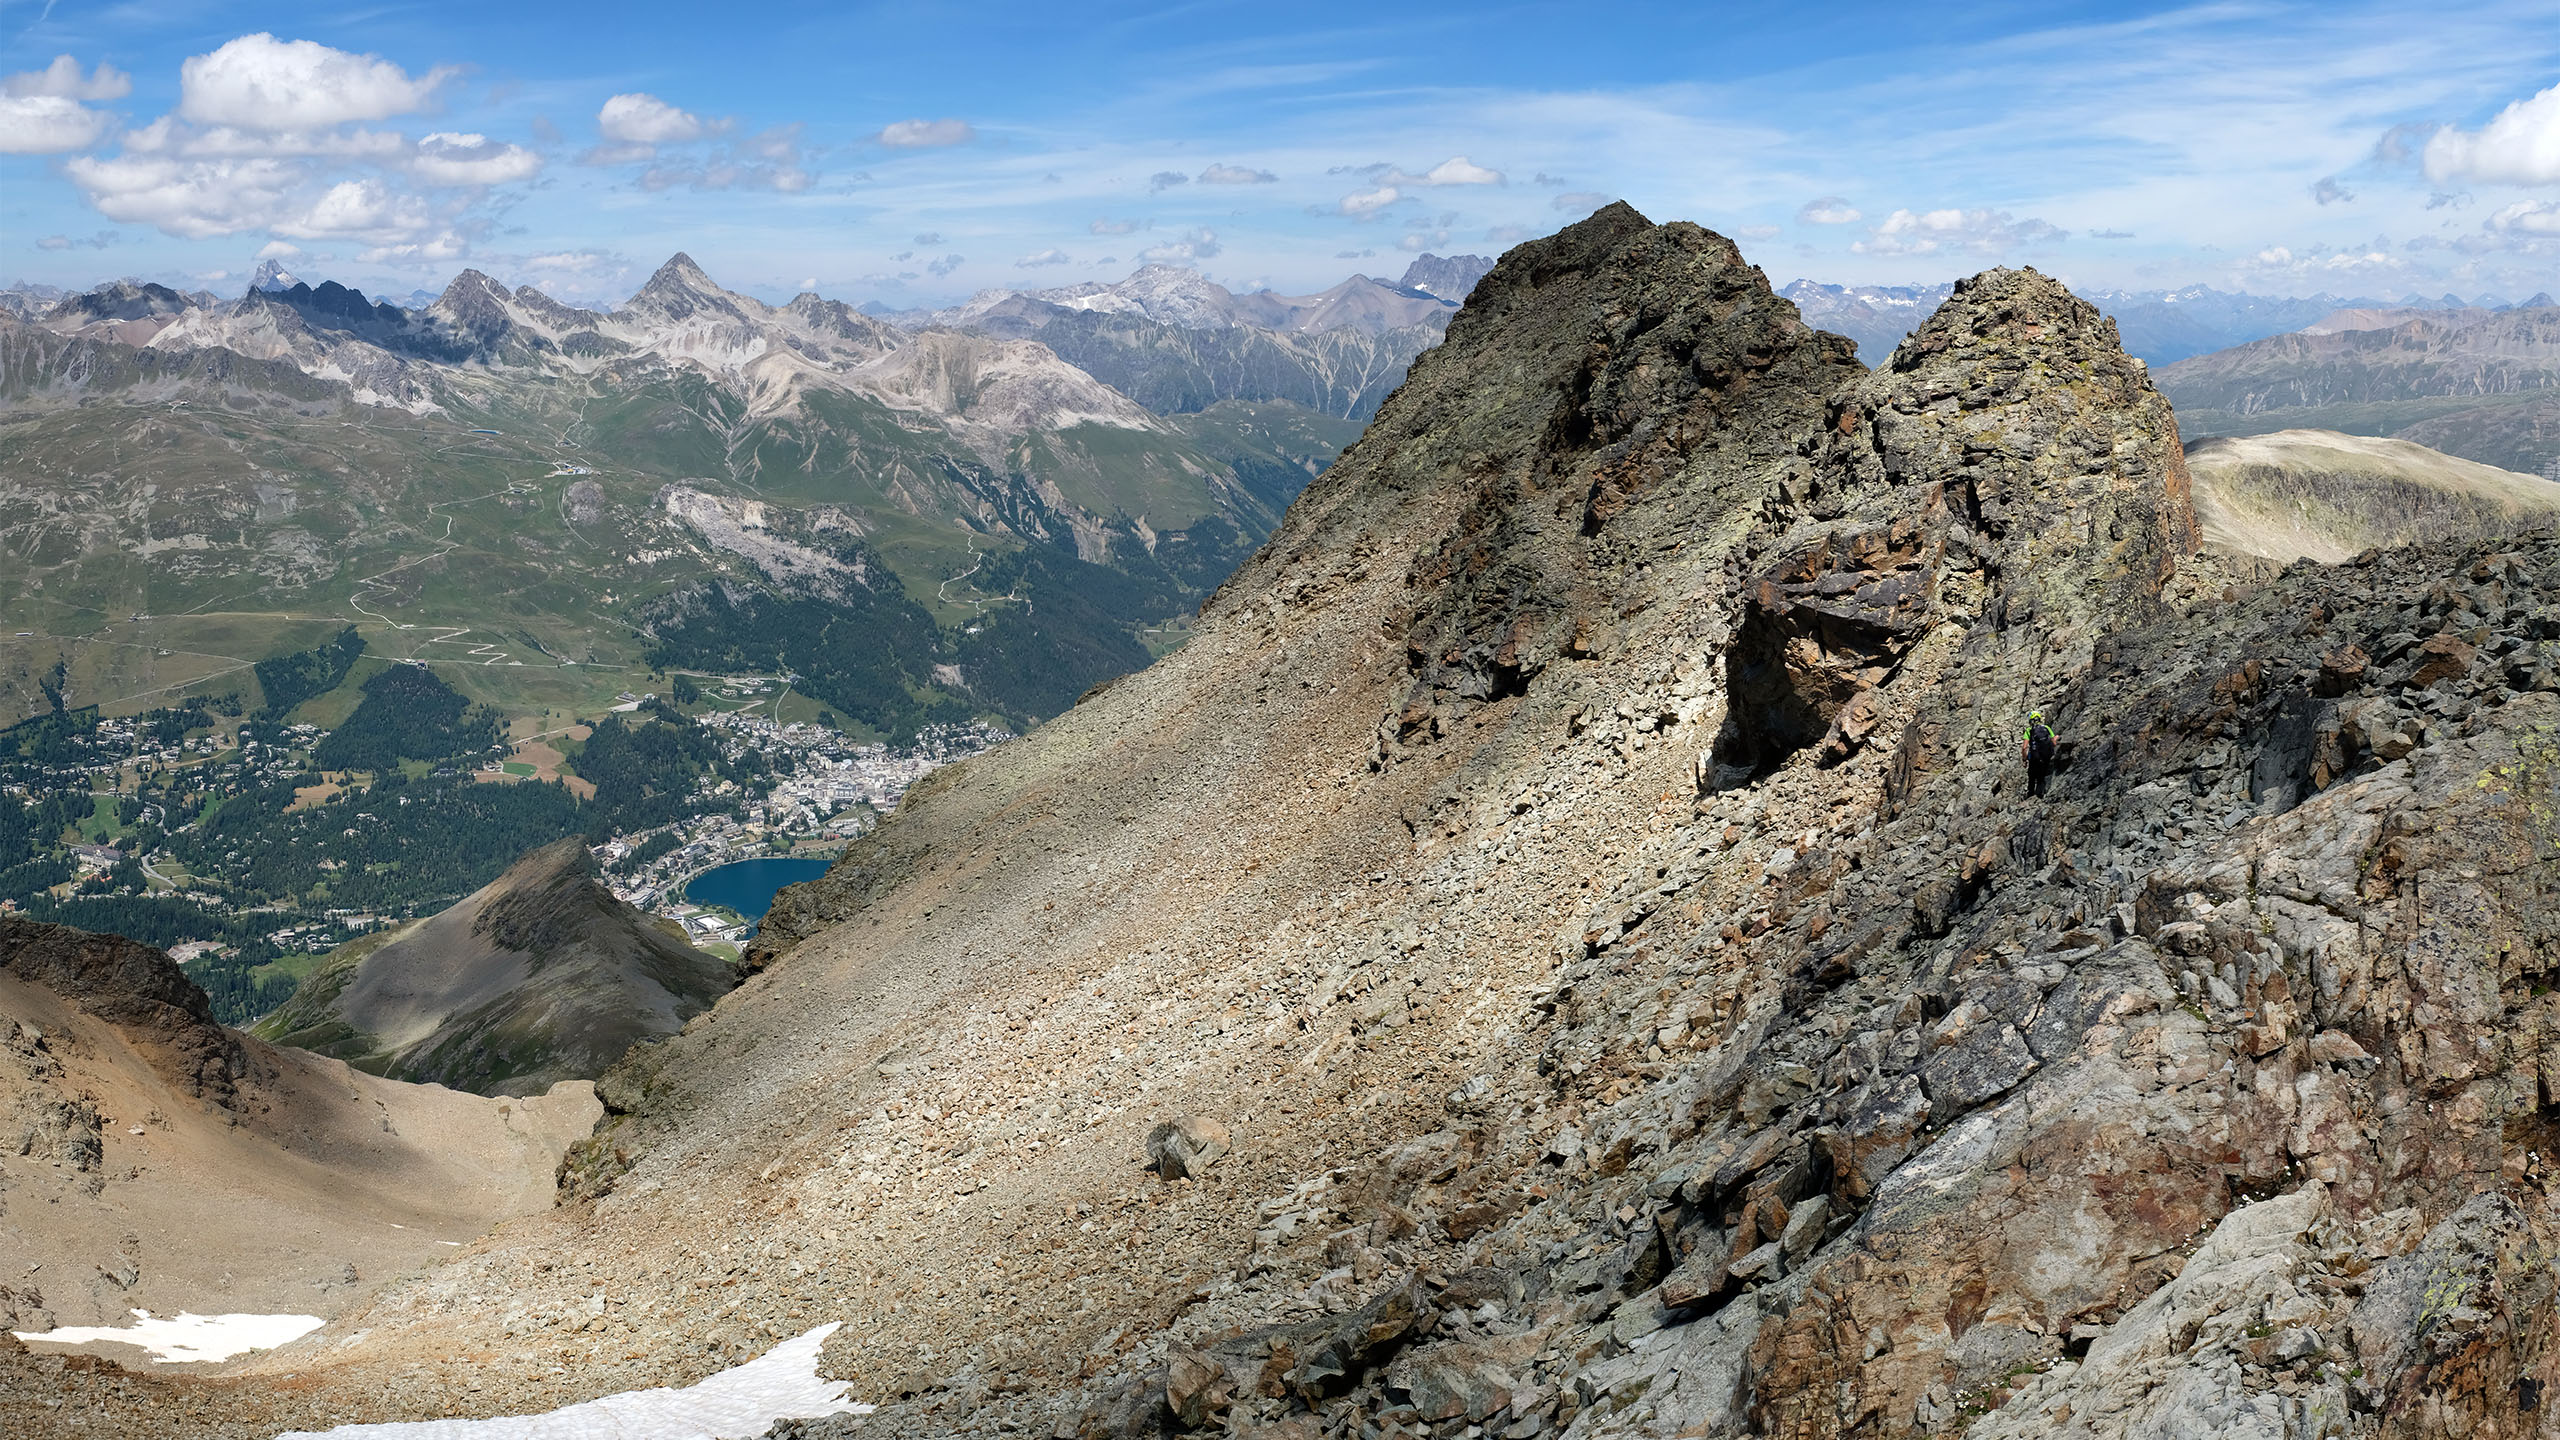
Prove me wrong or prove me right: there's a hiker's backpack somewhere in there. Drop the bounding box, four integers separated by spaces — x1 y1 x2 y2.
2024 717 2056 759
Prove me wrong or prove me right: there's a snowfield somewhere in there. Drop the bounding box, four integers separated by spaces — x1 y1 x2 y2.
274 1322 870 1439
13 1309 325 1363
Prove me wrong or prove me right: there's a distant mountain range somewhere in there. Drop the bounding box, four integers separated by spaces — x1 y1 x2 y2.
1781 280 2550 366
0 254 1391 733
7 238 2550 735
866 254 1495 419
2157 304 2560 477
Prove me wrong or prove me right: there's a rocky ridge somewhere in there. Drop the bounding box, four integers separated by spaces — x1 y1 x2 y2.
252 838 735 1096
11 205 2555 1440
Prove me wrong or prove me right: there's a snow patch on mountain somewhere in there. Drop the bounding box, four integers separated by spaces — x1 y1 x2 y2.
274 1322 868 1438
14 1308 323 1364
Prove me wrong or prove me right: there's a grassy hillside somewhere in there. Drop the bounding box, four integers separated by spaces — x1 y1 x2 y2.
0 354 1358 732
2184 427 2560 568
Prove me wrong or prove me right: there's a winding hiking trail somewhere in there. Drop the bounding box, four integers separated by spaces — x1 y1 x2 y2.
347 480 591 671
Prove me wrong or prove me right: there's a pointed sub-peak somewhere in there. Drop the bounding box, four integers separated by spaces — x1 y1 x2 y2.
642 251 717 294
1823 264 2199 632
627 251 752 324
435 269 510 307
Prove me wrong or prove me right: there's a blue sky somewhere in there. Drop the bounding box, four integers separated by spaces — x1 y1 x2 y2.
3 0 2555 306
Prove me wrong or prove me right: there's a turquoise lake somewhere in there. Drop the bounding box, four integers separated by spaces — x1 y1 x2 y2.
683 857 833 929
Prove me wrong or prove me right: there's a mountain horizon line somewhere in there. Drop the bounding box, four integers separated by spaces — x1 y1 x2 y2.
11 245 2551 333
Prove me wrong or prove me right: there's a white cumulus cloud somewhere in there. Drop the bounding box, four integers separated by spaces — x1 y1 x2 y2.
0 94 114 153
179 34 452 131
1090 218 1142 235
598 92 706 145
2486 199 2560 235
254 239 302 260
1014 248 1073 268
6 55 132 101
1853 208 2066 256
62 153 302 237
2423 83 2560 186
876 118 974 148
1366 156 1504 188
1338 185 1400 216
1797 197 1861 225
1199 163 1276 184
412 131 542 186
1418 156 1501 185
121 115 408 160
277 177 436 242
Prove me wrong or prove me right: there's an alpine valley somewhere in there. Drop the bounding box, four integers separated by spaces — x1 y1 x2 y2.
0 252 1497 736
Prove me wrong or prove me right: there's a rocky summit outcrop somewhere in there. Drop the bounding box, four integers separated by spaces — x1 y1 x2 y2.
35 205 2552 1440
254 838 733 1096
0 918 253 1113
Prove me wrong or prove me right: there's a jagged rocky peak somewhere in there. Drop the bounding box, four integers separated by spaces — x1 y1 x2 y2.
1276 200 1862 750
626 250 752 325
250 276 413 331
1712 266 2200 777
510 281 605 329
1394 251 1494 301
782 289 902 354
433 267 511 310
428 268 519 345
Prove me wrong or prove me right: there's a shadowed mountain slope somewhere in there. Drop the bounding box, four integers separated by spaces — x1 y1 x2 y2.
253 838 733 1096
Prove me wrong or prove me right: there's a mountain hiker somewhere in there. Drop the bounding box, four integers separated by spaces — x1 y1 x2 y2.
2022 710 2057 797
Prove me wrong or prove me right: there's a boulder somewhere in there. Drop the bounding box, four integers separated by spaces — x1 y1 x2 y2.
1143 1115 1232 1180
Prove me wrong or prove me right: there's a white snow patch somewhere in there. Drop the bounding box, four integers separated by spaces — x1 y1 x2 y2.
275 1322 869 1439
14 1309 324 1363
